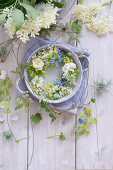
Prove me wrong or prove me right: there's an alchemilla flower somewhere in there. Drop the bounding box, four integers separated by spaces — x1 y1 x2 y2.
33 58 44 70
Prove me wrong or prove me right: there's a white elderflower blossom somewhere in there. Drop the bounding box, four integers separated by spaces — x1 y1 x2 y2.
39 3 58 29
4 17 16 38
0 70 7 80
16 16 42 43
73 3 103 23
87 16 113 35
16 3 58 43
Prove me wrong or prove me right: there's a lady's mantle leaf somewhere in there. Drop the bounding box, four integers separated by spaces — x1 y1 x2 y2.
30 113 42 123
12 9 24 30
20 2 38 19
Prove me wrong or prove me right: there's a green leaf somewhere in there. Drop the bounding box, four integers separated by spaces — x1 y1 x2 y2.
16 140 19 144
15 104 22 110
49 113 56 123
20 2 38 19
71 104 75 109
45 107 50 112
91 98 95 103
40 100 47 108
12 8 24 30
72 21 82 34
52 0 66 8
3 131 12 140
31 0 36 7
43 29 50 37
30 113 42 123
59 132 66 141
0 13 7 25
78 0 83 4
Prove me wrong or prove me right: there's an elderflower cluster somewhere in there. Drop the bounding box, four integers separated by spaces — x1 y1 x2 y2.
4 17 16 38
73 3 113 36
87 16 113 36
5 3 58 43
73 3 103 23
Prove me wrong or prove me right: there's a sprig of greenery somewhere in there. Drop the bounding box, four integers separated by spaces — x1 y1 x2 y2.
30 113 42 123
93 79 111 95
48 106 97 141
3 131 12 140
38 100 57 123
0 76 12 113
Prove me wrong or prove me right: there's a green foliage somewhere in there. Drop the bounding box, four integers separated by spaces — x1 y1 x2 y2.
15 94 33 111
71 104 75 109
0 13 7 25
12 8 24 30
0 76 12 113
72 21 82 34
49 113 56 123
94 79 111 95
65 20 82 43
48 106 97 141
0 0 17 9
78 0 83 4
59 132 66 141
91 98 95 103
11 62 29 75
30 113 42 123
40 100 56 123
35 0 66 8
20 2 38 19
3 131 12 140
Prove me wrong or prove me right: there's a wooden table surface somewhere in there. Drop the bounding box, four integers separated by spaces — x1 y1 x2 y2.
0 0 113 169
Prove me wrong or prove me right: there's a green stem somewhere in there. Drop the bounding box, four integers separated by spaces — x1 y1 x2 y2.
103 0 113 6
48 128 75 139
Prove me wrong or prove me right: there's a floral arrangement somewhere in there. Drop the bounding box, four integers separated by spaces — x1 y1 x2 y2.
27 46 79 100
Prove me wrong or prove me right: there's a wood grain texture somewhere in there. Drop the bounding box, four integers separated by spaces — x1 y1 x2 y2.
76 0 113 169
0 28 28 170
28 6 77 170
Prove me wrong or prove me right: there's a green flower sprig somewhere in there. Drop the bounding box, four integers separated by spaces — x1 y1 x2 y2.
48 106 97 141
0 76 12 113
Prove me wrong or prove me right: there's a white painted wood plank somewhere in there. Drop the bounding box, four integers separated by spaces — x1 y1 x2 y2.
0 28 28 170
28 6 77 170
76 0 113 169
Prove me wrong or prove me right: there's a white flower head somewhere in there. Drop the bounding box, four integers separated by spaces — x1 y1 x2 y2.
62 63 76 73
0 70 7 80
4 17 16 38
87 16 113 35
73 3 103 23
32 75 44 87
33 58 44 70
